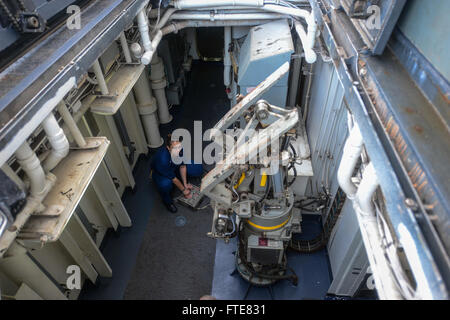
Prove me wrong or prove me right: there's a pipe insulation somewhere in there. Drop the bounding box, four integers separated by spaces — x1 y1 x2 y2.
42 112 70 172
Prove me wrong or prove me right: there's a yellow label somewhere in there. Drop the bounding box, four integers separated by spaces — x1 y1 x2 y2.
260 173 267 187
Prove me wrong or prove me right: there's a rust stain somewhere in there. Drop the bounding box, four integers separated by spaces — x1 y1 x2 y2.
437 85 450 105
364 75 437 212
417 180 428 192
413 125 424 134
404 107 417 114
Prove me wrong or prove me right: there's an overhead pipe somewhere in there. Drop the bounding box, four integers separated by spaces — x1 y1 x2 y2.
172 0 264 9
337 123 363 199
153 7 178 30
161 19 281 36
294 21 316 64
15 142 47 197
137 8 155 65
41 112 70 172
167 1 317 63
169 11 285 20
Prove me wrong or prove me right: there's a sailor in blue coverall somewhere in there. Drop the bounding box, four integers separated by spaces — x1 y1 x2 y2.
151 135 203 213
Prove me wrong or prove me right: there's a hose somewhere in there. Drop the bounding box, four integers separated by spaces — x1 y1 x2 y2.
287 163 297 187
289 188 345 253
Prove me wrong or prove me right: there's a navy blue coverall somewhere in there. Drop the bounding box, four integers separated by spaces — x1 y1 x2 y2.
151 147 203 205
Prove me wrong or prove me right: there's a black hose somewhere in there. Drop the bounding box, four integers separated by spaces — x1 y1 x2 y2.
289 188 345 254
287 163 297 187
289 143 297 158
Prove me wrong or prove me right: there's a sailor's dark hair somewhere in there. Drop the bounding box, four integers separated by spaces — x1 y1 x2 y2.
166 133 183 147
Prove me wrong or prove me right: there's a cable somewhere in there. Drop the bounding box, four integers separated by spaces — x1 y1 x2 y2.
289 188 344 253
287 163 297 187
0 0 20 31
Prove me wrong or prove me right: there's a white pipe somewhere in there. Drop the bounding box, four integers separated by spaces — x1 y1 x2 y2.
150 55 172 124
42 112 70 172
224 26 232 87
260 4 317 63
294 21 316 64
169 12 285 20
92 59 109 95
337 123 363 199
134 73 164 148
172 0 264 9
119 31 132 63
137 9 152 52
161 19 277 35
137 8 154 65
15 142 46 197
262 4 310 19
153 87 172 124
142 29 163 65
154 7 178 30
355 162 378 216
57 101 87 148
353 162 403 300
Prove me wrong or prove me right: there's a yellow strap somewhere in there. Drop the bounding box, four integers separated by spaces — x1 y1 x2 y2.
234 172 246 189
247 217 290 231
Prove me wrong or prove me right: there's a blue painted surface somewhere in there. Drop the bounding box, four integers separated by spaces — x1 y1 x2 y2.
212 214 332 300
398 0 450 80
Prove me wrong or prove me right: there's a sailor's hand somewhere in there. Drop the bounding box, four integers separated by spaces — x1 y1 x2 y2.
185 183 194 190
183 188 192 199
